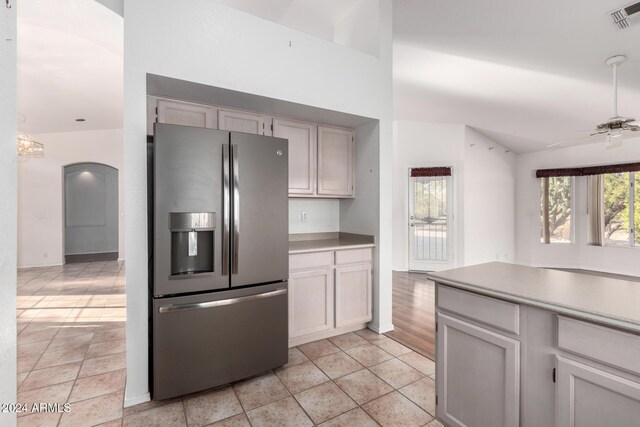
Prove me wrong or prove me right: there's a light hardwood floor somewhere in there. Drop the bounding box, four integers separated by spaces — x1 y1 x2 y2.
385 272 436 361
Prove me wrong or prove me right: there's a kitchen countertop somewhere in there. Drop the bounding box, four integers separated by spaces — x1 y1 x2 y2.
289 232 375 254
427 261 640 334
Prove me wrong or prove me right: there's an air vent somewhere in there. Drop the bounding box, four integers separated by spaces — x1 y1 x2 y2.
610 2 640 29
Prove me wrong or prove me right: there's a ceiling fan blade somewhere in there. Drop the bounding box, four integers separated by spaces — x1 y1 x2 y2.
547 134 606 149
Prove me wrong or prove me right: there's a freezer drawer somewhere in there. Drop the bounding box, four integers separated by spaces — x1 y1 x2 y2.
152 282 288 400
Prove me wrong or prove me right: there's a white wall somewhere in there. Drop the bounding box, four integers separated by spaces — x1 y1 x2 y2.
17 129 125 267
392 122 516 271
0 4 17 426
124 0 393 405
340 120 387 329
392 121 465 270
289 199 340 234
464 128 516 265
515 141 640 275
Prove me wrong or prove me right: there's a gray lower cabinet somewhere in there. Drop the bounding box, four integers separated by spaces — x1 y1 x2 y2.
436 283 640 427
556 356 640 427
436 313 520 427
288 249 372 347
288 267 334 339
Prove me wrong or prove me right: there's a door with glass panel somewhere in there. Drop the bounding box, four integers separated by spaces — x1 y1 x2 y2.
408 168 453 271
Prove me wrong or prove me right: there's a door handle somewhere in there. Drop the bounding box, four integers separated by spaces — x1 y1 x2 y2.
410 223 415 227
158 288 287 313
232 144 239 275
222 145 230 276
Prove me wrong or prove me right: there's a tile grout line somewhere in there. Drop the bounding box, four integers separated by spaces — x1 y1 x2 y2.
15 262 126 426
300 340 399 426
269 364 317 423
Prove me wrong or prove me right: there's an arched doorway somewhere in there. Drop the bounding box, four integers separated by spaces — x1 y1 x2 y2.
63 162 119 263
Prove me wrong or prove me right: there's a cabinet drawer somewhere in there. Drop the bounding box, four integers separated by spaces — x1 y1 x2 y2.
557 316 640 376
437 285 520 334
290 251 333 270
335 248 371 265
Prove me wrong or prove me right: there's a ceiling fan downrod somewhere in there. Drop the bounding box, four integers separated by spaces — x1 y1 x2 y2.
605 55 627 118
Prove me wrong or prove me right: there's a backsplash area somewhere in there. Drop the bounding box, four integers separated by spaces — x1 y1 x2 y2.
289 199 340 234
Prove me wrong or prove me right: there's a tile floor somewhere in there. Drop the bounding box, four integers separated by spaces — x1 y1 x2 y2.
17 262 443 426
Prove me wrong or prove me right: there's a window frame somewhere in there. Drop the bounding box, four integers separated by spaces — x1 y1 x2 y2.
603 171 637 248
540 176 575 245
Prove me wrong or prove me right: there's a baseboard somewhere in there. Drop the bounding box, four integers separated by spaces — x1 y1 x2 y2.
17 262 64 269
368 322 395 334
65 252 119 263
288 323 369 347
124 391 150 408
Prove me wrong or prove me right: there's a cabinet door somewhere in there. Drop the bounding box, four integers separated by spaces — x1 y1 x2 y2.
437 313 520 427
218 109 270 135
335 263 372 327
273 119 316 195
556 356 640 427
317 126 354 197
157 99 216 129
289 267 334 338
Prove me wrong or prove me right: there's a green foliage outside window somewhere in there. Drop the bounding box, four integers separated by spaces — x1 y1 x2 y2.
413 177 447 222
541 176 572 242
604 172 639 245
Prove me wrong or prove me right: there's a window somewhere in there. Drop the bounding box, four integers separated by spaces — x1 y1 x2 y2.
540 176 572 243
603 172 638 246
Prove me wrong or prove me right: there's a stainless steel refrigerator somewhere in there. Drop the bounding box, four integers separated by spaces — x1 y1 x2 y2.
149 123 289 400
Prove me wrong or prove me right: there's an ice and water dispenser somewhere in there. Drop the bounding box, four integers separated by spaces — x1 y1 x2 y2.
169 212 215 276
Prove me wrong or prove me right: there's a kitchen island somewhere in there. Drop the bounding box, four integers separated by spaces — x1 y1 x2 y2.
426 262 640 427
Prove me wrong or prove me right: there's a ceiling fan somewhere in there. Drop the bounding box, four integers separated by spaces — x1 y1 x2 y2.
548 55 639 149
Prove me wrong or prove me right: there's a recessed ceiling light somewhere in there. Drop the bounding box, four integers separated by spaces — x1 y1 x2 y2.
75 118 86 122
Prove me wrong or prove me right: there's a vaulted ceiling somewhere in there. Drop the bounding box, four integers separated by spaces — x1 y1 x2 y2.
16 0 640 153
393 0 640 152
17 0 122 134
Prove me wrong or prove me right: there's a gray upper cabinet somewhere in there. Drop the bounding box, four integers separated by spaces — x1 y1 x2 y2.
556 356 640 427
436 313 520 427
273 119 317 196
157 99 216 129
218 108 271 136
317 126 354 197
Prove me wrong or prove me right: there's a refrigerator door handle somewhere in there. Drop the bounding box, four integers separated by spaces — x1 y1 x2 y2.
222 144 230 276
158 288 287 313
232 144 239 275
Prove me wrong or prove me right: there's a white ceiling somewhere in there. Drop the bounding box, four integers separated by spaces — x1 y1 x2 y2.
214 0 379 55
394 0 640 153
16 0 640 152
17 0 123 134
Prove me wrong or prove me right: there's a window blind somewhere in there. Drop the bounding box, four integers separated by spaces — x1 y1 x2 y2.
536 162 640 178
410 167 452 177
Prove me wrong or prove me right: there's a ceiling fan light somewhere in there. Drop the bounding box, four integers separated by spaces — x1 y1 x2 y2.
607 128 624 146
